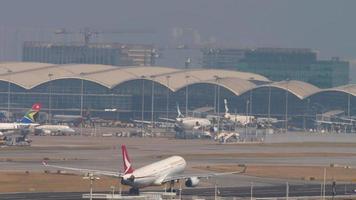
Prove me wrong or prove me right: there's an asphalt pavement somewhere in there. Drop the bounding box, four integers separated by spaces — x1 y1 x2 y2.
1 184 355 200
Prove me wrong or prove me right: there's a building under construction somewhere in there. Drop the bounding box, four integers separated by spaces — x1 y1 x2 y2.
22 41 157 66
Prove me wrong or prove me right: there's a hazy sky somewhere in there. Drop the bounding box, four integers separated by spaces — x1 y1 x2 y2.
0 0 355 60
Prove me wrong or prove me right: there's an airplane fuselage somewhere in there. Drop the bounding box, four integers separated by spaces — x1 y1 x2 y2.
224 114 254 125
0 122 39 136
122 156 186 188
36 125 75 134
177 117 211 130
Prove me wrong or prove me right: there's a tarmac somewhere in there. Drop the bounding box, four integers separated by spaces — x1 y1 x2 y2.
1 184 356 199
1 131 356 198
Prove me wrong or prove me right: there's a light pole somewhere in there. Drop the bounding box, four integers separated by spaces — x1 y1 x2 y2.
323 167 326 200
150 75 155 132
110 185 115 199
141 76 146 135
7 69 12 116
245 99 249 140
214 85 217 113
250 182 254 200
286 182 289 200
268 86 271 125
166 75 170 130
83 174 100 200
185 75 190 116
79 72 85 136
80 72 85 117
214 75 221 133
179 180 182 200
347 93 351 118
48 73 53 123
249 91 253 116
285 80 289 133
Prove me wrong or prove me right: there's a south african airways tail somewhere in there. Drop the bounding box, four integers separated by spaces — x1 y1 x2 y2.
19 103 41 124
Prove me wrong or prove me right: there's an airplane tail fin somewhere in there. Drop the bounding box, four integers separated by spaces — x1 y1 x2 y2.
224 99 229 114
20 103 41 123
176 103 184 118
121 145 134 174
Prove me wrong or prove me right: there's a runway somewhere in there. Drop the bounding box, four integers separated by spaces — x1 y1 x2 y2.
0 184 355 200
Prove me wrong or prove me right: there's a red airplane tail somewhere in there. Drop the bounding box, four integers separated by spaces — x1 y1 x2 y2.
121 145 134 174
31 103 42 112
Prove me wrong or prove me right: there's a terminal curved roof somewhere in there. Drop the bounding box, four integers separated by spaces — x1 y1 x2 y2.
247 80 321 99
175 77 257 96
0 62 343 100
153 68 269 91
0 62 270 90
318 84 356 96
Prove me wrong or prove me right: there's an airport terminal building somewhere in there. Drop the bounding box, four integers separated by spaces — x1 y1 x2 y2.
0 62 355 129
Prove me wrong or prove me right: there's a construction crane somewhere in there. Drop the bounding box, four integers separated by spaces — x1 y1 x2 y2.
54 27 155 45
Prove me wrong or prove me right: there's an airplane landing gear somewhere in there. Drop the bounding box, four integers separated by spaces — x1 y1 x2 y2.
129 187 139 195
167 180 177 193
167 188 177 193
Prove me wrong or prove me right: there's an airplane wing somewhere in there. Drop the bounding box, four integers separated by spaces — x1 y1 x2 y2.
206 114 224 119
158 118 176 123
133 119 175 127
315 120 351 125
132 119 152 124
162 166 246 183
42 161 122 177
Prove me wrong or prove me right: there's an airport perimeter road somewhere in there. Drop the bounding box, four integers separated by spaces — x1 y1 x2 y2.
183 184 356 198
1 184 355 199
0 192 83 200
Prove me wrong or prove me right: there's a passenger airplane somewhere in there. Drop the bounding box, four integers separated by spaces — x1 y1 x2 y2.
134 104 211 130
223 99 254 125
163 105 211 130
0 103 41 136
35 124 75 135
43 144 245 194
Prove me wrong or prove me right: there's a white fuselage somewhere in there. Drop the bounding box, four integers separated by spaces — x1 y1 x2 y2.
224 113 254 125
122 156 186 188
36 125 75 134
177 117 211 130
0 123 39 136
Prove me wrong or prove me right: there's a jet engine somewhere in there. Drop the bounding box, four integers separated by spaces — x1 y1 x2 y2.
185 177 200 187
121 175 135 186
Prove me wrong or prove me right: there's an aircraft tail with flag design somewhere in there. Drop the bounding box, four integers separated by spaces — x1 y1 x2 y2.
20 103 41 123
121 144 134 175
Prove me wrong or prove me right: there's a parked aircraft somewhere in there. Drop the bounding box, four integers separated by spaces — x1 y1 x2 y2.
223 99 254 125
43 144 245 194
162 105 211 130
35 124 75 135
134 105 211 131
0 103 41 136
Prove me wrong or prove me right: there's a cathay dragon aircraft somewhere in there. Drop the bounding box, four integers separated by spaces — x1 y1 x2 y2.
43 145 245 194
